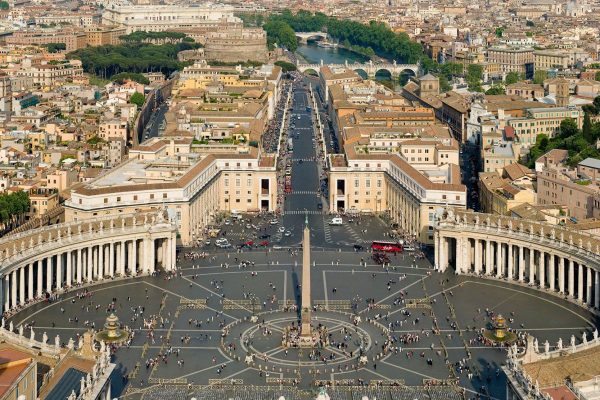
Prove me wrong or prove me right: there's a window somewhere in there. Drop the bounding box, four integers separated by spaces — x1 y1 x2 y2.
442 195 447 200
355 179 359 188
117 197 121 202
235 179 240 187
247 178 251 186
236 199 240 203
133 195 138 201
163 193 167 199
150 194 154 199
224 178 229 186
103 198 108 204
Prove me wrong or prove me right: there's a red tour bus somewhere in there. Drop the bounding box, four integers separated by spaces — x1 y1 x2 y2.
371 240 403 253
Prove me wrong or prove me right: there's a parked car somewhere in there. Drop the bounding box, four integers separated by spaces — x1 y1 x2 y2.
259 234 271 239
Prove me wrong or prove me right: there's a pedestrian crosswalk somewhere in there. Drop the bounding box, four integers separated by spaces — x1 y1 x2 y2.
283 210 325 215
291 158 316 162
286 190 319 195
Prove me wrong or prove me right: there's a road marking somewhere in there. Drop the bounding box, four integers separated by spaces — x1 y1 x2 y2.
358 278 425 314
14 280 146 326
323 270 329 309
283 270 287 305
380 360 436 379
431 280 592 324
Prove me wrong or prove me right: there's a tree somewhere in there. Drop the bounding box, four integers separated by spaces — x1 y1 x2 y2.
595 71 600 82
559 118 579 139
594 95 600 112
43 42 66 53
505 71 521 85
439 75 451 92
0 1 8 10
130 92 145 108
533 70 547 85
526 20 535 27
466 64 483 92
111 72 150 85
263 20 298 52
583 113 593 143
495 27 504 37
485 84 505 95
274 61 297 72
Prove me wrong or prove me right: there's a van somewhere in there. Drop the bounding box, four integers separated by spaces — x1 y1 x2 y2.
231 210 242 220
329 217 343 225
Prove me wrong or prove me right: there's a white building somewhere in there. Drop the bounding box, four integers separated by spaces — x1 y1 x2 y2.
102 4 240 33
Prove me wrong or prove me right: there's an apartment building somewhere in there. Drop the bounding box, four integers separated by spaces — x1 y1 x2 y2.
15 59 84 88
64 138 277 245
506 106 583 146
534 50 570 71
536 150 599 221
479 164 536 215
85 25 127 46
487 47 534 76
6 29 87 51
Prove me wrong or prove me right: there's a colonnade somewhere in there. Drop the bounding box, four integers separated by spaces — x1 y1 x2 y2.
0 212 177 315
435 208 600 307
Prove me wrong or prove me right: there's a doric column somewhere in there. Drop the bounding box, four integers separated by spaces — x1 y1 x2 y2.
5 275 10 310
455 237 462 274
56 253 63 290
595 270 600 309
98 244 104 279
147 238 155 274
46 256 53 293
548 254 555 291
539 252 545 289
19 267 25 305
28 263 33 300
87 246 93 282
37 259 43 297
131 240 137 275
11 270 17 308
518 246 524 282
464 238 471 273
558 257 565 293
578 263 584 302
77 248 82 284
495 242 502 277
109 242 115 277
434 232 440 270
66 250 72 287
485 240 492 275
587 267 593 306
507 244 514 280
0 277 3 315
528 249 535 284
120 241 126 276
171 233 176 269
475 239 482 274
568 259 575 297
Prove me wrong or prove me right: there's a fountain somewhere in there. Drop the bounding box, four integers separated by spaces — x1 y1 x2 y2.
94 313 130 344
483 314 517 343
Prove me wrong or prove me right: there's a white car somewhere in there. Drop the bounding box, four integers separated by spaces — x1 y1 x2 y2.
270 219 279 225
278 226 285 233
329 217 343 226
284 230 292 237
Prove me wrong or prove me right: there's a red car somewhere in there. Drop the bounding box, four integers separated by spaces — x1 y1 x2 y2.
259 240 269 247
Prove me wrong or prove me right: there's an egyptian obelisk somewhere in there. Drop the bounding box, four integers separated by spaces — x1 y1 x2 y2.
300 214 312 341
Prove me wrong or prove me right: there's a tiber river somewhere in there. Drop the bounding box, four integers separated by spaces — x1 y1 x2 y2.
295 41 410 90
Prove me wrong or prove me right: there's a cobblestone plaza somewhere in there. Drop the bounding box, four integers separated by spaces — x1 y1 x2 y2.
7 247 596 400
